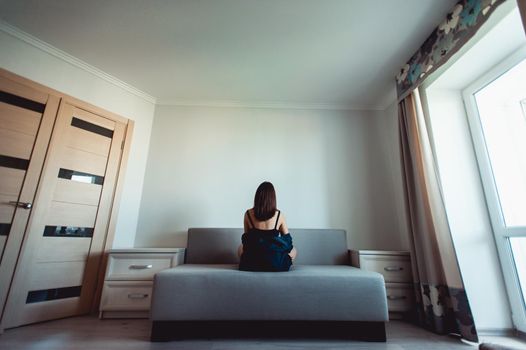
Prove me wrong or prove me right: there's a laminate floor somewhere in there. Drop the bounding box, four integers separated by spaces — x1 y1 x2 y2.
0 316 524 350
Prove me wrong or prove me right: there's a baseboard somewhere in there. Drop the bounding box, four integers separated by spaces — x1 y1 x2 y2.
477 328 516 337
517 330 526 341
99 311 149 319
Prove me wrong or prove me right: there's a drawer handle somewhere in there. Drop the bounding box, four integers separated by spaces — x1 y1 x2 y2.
387 295 407 300
384 266 403 272
128 293 149 299
129 264 153 270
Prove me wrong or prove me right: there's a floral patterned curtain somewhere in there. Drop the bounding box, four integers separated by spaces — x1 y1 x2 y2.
396 0 507 99
395 0 517 342
399 91 478 342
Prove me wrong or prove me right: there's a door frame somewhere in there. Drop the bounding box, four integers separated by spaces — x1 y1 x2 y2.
462 46 526 332
0 69 134 329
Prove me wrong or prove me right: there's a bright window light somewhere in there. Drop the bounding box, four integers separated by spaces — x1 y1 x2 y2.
474 57 526 228
474 56 526 312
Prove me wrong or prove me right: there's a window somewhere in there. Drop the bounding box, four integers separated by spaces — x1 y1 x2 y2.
463 48 526 332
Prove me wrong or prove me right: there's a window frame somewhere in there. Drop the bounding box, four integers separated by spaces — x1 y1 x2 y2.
462 46 526 332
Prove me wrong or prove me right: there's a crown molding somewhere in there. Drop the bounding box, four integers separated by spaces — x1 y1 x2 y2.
0 20 393 111
156 98 385 111
0 20 156 104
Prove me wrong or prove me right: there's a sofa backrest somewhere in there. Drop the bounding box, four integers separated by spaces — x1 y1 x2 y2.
185 228 349 265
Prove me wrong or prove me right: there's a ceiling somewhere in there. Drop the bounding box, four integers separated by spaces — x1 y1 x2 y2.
0 0 458 109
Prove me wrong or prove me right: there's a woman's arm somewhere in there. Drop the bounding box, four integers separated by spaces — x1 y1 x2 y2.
239 211 250 258
278 213 296 260
278 212 289 235
243 211 250 233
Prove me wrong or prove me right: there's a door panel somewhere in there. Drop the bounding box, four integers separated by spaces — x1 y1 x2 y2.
30 261 86 290
2 100 126 328
20 297 80 326
53 179 102 206
0 135 37 157
0 236 6 259
36 237 91 263
0 129 35 159
0 167 25 195
46 201 98 227
0 78 48 105
0 102 41 136
65 127 112 156
61 147 108 176
0 194 17 223
71 108 115 131
0 76 59 328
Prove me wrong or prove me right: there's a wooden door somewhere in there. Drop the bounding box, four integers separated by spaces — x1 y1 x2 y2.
0 76 59 326
1 100 126 328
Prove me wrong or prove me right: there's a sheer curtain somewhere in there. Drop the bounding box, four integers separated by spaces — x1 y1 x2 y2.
398 90 478 342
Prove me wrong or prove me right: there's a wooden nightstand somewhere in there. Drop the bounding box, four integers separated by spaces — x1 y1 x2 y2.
99 248 185 319
350 250 415 319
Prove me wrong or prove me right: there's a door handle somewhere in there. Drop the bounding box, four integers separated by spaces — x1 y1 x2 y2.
387 295 407 300
9 201 32 209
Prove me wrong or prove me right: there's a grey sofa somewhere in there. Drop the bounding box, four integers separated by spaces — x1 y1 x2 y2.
150 228 388 341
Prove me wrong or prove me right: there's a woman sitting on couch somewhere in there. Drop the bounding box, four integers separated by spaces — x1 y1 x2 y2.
238 181 297 272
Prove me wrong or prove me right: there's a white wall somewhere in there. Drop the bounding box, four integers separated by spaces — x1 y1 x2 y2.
373 101 411 250
0 29 156 248
135 105 407 250
424 88 512 331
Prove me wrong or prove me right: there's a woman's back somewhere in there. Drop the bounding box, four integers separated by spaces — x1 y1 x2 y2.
239 209 293 272
246 208 282 231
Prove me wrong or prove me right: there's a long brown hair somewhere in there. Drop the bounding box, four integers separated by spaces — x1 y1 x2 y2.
253 182 276 221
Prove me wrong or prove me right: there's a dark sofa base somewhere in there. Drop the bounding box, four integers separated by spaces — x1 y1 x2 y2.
151 320 386 342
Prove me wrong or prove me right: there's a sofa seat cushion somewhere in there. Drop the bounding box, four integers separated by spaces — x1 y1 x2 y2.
151 264 388 322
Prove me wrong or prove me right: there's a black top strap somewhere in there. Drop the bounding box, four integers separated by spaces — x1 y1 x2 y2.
246 210 255 229
274 210 281 230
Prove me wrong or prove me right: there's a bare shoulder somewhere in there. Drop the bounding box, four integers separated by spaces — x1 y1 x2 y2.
244 209 253 223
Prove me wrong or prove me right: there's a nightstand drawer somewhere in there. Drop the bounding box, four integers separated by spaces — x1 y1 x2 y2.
100 281 153 311
386 283 414 312
100 248 184 319
358 255 412 283
106 253 175 280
